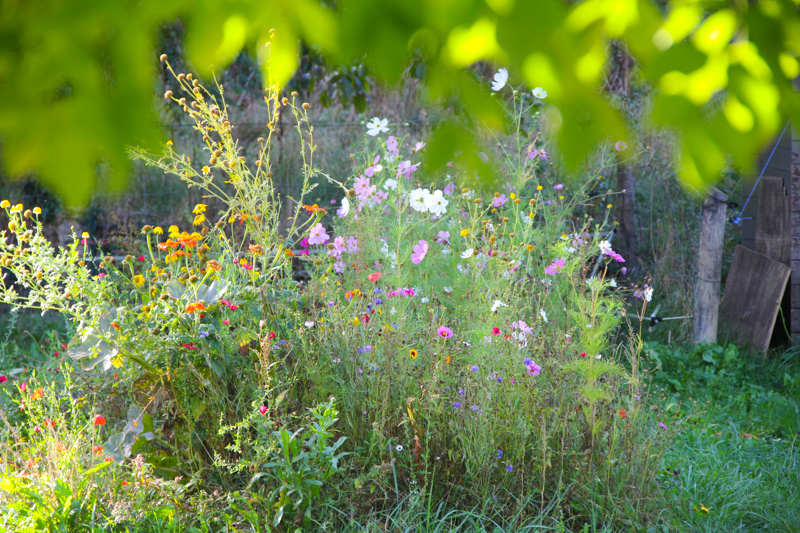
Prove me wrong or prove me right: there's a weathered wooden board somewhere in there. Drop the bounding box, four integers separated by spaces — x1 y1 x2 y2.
755 176 791 266
720 245 790 354
694 188 727 344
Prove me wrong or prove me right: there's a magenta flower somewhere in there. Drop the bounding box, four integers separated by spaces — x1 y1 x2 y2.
553 183 564 190
526 362 542 376
0 376 7 384
444 184 455 195
658 422 668 430
545 258 566 275
411 240 429 264
259 406 268 415
437 325 453 338
308 223 330 245
332 236 346 256
606 250 626 263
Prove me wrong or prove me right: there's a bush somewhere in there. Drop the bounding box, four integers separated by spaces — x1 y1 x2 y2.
0 64 669 530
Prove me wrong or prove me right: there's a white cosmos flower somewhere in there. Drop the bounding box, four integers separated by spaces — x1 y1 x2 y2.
441 246 451 255
491 300 508 313
598 240 612 255
644 286 653 302
421 297 430 303
383 178 398 190
425 189 448 215
565 246 576 254
539 309 548 323
409 188 430 212
491 68 509 92
532 87 548 99
443 286 453 293
609 279 617 288
461 248 474 259
366 117 389 136
339 197 350 217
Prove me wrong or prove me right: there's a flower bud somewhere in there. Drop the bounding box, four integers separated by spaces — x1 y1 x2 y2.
159 54 167 61
302 102 310 110
23 209 31 219
164 90 173 99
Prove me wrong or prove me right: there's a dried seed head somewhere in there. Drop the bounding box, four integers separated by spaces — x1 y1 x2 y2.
508 232 515 238
188 275 199 283
348 188 356 197
125 255 133 262
209 157 217 165
159 53 168 62
213 149 222 157
502 217 509 223
291 91 298 97
177 73 185 81
281 97 289 105
192 79 199 87
266 171 273 178
302 102 310 110
257 137 265 143
23 209 31 218
164 90 173 99
186 73 193 80
178 97 186 105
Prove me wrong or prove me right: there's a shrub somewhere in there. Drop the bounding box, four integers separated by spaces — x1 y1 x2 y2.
0 65 668 529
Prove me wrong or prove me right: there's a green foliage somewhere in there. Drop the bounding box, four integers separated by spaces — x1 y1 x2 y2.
3 0 800 204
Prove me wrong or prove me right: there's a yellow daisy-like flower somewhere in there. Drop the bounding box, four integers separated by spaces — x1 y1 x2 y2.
153 226 163 235
193 214 205 226
81 232 90 239
607 204 613 208
561 234 568 239
132 274 145 287
352 317 360 326
10 203 23 213
193 203 207 215
528 212 534 218
536 185 543 191
509 193 516 200
168 225 179 235
526 244 534 252
409 349 418 359
0 200 9 209
460 229 469 237
202 166 210 174
33 207 41 215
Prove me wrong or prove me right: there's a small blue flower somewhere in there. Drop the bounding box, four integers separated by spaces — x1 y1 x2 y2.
497 376 503 383
453 402 462 408
458 388 466 396
505 464 513 473
523 358 532 365
327 300 335 306
374 298 382 305
470 365 479 372
199 330 210 338
497 449 503 458
374 288 383 294
471 405 479 412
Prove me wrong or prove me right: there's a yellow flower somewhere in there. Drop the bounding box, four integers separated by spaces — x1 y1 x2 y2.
10 203 23 213
132 275 145 287
153 226 163 235
8 221 17 232
193 203 207 215
528 212 534 218
509 193 516 200
607 204 613 208
168 225 179 234
81 232 90 239
561 234 568 239
526 244 534 252
559 195 564 199
193 214 205 226
202 166 210 174
33 207 41 215
0 200 9 208
536 185 543 191
352 317 360 326
460 229 469 237
445 357 451 364
409 349 418 359
166 140 173 146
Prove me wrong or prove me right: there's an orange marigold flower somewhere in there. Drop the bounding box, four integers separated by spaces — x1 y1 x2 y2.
206 260 222 272
92 445 103 454
157 239 180 250
303 204 327 214
31 387 44 401
285 249 294 257
185 302 206 314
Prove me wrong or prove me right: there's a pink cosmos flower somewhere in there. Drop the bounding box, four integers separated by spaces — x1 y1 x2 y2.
437 326 453 338
545 258 566 275
436 231 450 244
259 406 268 415
0 376 7 383
606 250 626 263
526 362 542 376
444 184 455 195
411 240 429 264
412 142 426 152
553 183 564 190
347 236 359 254
308 223 330 245
386 136 398 154
365 155 381 177
492 195 508 208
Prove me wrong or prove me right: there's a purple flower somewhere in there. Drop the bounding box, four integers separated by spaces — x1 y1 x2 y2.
471 405 480 412
458 388 465 396
411 240 429 264
397 160 419 179
497 449 503 458
347 236 359 254
199 330 209 338
505 464 513 473
437 325 453 338
453 402 462 408
444 184 455 195
386 136 398 154
365 155 381 177
333 261 345 273
526 362 542 376
658 422 668 430
437 231 450 244
470 365 479 372
606 250 625 263
523 358 532 366
354 175 376 201
332 236 347 255
308 223 329 245
492 195 508 208
553 183 564 190
545 258 566 275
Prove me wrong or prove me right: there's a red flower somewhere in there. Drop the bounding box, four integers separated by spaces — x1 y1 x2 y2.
368 272 383 283
61 344 67 350
44 419 57 429
182 343 198 350
93 414 107 426
92 445 104 454
268 332 276 340
121 480 129 486
581 352 587 357
137 256 145 261
619 409 627 419
259 406 268 415
491 327 500 336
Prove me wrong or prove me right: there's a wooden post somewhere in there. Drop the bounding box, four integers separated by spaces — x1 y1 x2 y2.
694 188 727 344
